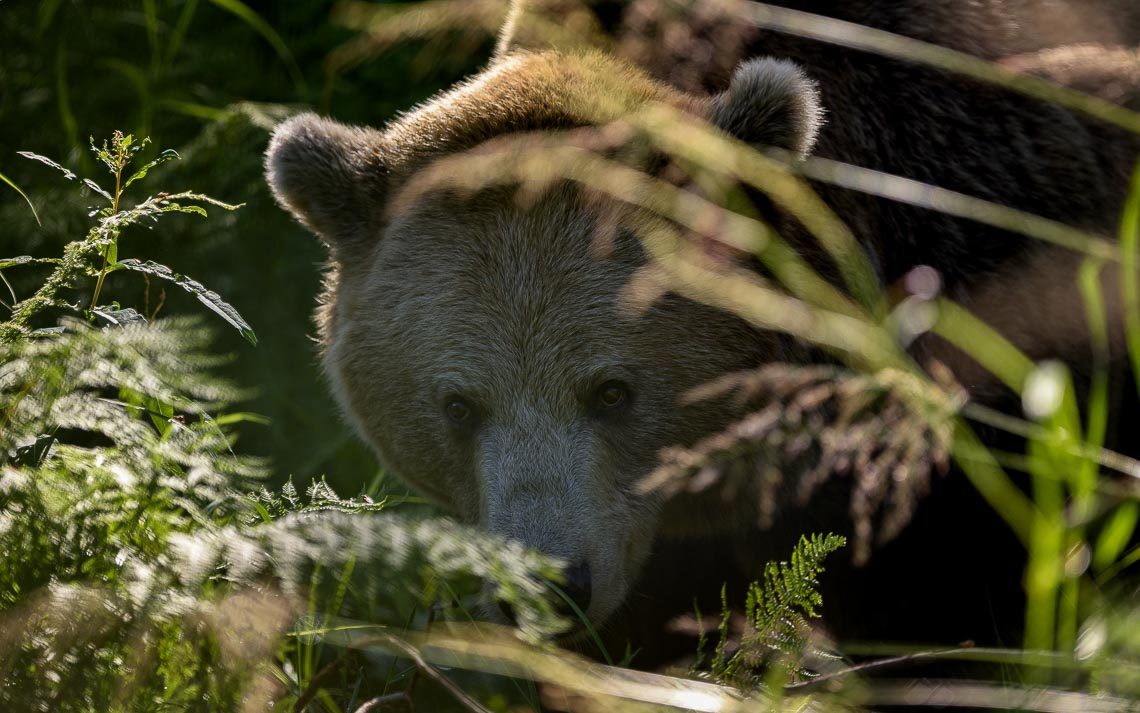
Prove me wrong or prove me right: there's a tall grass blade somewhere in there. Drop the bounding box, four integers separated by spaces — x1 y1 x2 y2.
206 0 307 93
1122 162 1140 397
165 0 200 68
36 0 63 36
54 42 79 154
0 170 41 225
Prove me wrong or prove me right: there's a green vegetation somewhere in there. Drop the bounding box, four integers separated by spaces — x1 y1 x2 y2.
2 1 1140 711
699 534 847 691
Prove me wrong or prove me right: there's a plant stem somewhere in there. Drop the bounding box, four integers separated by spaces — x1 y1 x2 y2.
89 150 124 311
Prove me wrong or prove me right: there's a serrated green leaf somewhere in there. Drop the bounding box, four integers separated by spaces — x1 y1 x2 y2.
18 151 76 180
83 178 113 203
92 306 147 328
0 170 41 226
159 202 208 217
0 256 35 269
115 259 257 345
124 149 180 190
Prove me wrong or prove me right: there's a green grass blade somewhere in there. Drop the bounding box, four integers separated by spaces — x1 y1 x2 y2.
0 171 41 226
55 42 79 154
1077 258 1110 484
157 98 233 122
719 0 1140 135
142 0 160 74
205 0 307 94
165 0 200 68
36 0 63 36
100 58 154 139
1094 502 1140 575
1121 161 1140 397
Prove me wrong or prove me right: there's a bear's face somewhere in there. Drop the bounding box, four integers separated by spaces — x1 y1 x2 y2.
326 187 772 620
266 50 822 624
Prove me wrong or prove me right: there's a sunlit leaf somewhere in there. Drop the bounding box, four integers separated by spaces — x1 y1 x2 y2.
82 178 113 203
124 149 180 189
17 151 77 180
92 306 147 328
115 259 257 345
0 256 35 270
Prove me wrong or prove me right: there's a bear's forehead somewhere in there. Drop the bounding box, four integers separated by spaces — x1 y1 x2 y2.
369 185 647 344
378 187 641 293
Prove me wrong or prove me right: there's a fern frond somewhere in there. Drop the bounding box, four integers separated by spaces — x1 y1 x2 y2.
248 477 388 522
707 533 846 691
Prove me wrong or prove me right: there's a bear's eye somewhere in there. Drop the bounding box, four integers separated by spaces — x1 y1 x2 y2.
444 397 474 425
594 380 630 411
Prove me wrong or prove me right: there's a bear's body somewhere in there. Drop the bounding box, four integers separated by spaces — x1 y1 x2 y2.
266 0 1140 655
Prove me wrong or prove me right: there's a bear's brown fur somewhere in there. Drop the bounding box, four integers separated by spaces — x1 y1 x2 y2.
266 0 1140 651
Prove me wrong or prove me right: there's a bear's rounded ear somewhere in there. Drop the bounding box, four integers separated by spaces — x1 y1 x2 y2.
710 58 824 158
265 113 390 257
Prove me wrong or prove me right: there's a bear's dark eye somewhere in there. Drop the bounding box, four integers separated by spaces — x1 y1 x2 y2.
594 380 630 411
444 397 474 425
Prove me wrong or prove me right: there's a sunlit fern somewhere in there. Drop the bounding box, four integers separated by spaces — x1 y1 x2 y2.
697 533 846 691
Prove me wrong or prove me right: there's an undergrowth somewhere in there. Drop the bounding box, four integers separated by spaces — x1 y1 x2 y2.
4 1 1140 711
0 135 567 711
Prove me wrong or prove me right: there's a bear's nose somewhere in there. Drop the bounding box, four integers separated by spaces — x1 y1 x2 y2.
558 560 592 615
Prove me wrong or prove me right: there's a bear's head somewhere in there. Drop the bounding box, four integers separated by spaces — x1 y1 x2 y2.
265 49 823 625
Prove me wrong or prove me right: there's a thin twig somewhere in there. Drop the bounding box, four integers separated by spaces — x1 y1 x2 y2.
356 633 493 713
786 646 1069 690
293 651 353 713
353 691 412 713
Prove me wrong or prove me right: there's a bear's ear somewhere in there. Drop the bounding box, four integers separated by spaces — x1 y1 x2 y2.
265 113 390 256
710 58 824 158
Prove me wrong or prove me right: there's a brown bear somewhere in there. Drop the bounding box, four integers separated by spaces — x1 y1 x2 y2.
265 0 1140 653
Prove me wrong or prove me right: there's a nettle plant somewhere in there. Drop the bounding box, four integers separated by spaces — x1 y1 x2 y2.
1 131 253 342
